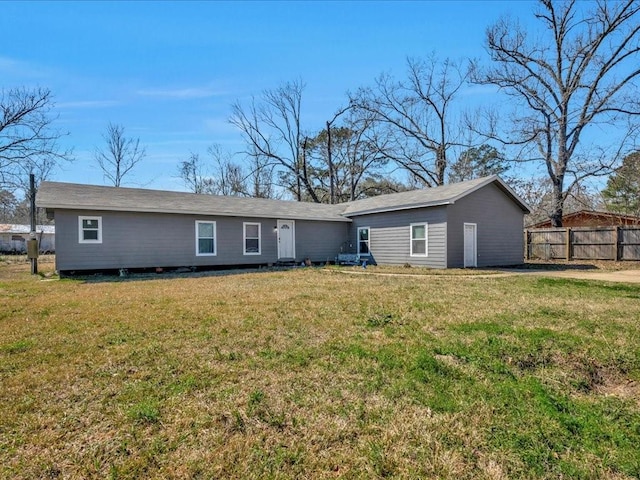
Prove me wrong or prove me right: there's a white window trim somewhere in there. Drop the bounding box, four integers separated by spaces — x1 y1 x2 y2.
357 226 371 256
410 222 428 257
243 222 261 255
78 216 102 244
195 220 217 256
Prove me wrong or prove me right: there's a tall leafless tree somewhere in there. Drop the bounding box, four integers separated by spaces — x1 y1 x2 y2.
473 0 640 226
244 147 277 198
306 110 390 203
178 152 213 194
207 144 246 196
0 87 71 195
95 123 146 187
230 79 320 202
350 55 470 187
178 145 249 196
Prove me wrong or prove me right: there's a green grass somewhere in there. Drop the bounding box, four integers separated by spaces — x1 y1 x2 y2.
1 262 639 479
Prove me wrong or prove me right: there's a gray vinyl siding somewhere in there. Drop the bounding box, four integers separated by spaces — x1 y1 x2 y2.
446 183 525 267
54 210 348 272
349 207 447 268
295 220 349 263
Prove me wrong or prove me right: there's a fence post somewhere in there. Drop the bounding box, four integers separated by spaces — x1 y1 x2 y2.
615 226 621 261
565 227 571 261
524 229 529 261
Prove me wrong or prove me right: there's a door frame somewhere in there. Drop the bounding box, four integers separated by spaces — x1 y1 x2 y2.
277 219 296 259
463 222 477 268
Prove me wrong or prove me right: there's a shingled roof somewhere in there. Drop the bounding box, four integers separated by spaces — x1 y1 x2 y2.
37 175 530 220
36 182 350 222
341 175 530 216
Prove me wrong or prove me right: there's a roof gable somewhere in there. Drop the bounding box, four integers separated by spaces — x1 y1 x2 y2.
340 175 530 216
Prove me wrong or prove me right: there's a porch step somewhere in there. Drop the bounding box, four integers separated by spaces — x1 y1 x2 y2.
275 259 297 267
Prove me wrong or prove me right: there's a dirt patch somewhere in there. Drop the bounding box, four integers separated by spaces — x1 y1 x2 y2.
597 380 640 405
526 269 640 283
522 260 640 271
331 266 640 284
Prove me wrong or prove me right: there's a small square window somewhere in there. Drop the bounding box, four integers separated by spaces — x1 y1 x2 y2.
79 216 102 244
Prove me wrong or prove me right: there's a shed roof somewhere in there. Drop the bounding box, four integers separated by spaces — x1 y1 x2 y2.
37 175 530 220
36 182 351 222
341 175 530 216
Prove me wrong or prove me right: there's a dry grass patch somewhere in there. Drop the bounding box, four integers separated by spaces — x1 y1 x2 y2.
329 264 503 276
1 265 639 479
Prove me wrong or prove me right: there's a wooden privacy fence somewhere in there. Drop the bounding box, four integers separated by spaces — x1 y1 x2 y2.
525 226 640 261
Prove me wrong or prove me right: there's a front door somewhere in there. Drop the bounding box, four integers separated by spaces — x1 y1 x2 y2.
277 220 295 259
464 223 477 268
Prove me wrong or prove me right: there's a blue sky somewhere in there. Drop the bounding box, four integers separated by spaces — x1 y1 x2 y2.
2 1 537 191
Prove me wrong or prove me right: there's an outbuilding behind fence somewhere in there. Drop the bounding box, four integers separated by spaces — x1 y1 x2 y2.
525 226 640 261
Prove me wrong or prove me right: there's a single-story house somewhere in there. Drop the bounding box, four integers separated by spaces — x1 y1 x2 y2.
36 175 530 275
528 210 640 228
0 224 55 253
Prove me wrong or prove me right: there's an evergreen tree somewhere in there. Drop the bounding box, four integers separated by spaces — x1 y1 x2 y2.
602 152 640 216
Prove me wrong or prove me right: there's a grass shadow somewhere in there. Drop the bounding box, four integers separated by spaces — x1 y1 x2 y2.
501 262 599 271
72 265 315 284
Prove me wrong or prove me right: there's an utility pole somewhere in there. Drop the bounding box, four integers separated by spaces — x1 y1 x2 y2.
28 174 38 275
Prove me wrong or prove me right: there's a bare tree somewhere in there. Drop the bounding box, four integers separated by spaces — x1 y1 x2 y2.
178 152 213 194
95 123 146 187
0 87 71 194
230 79 320 202
178 145 250 197
207 144 246 196
245 148 277 198
350 55 470 187
473 0 640 226
516 176 601 226
306 109 390 203
0 189 19 222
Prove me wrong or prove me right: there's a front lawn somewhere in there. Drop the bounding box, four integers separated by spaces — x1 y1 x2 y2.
1 264 639 479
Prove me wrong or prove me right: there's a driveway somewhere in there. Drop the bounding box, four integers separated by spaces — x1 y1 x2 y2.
335 267 640 284
515 269 640 284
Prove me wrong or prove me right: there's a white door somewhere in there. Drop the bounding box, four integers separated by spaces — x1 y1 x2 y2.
464 223 477 268
277 220 295 259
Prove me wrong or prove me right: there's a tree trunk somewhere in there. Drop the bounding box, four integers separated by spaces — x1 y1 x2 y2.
327 121 335 204
436 145 446 186
550 182 564 227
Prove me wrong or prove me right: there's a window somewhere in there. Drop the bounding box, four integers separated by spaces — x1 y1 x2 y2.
410 223 428 256
243 222 261 255
79 216 102 244
196 221 216 256
357 227 370 255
